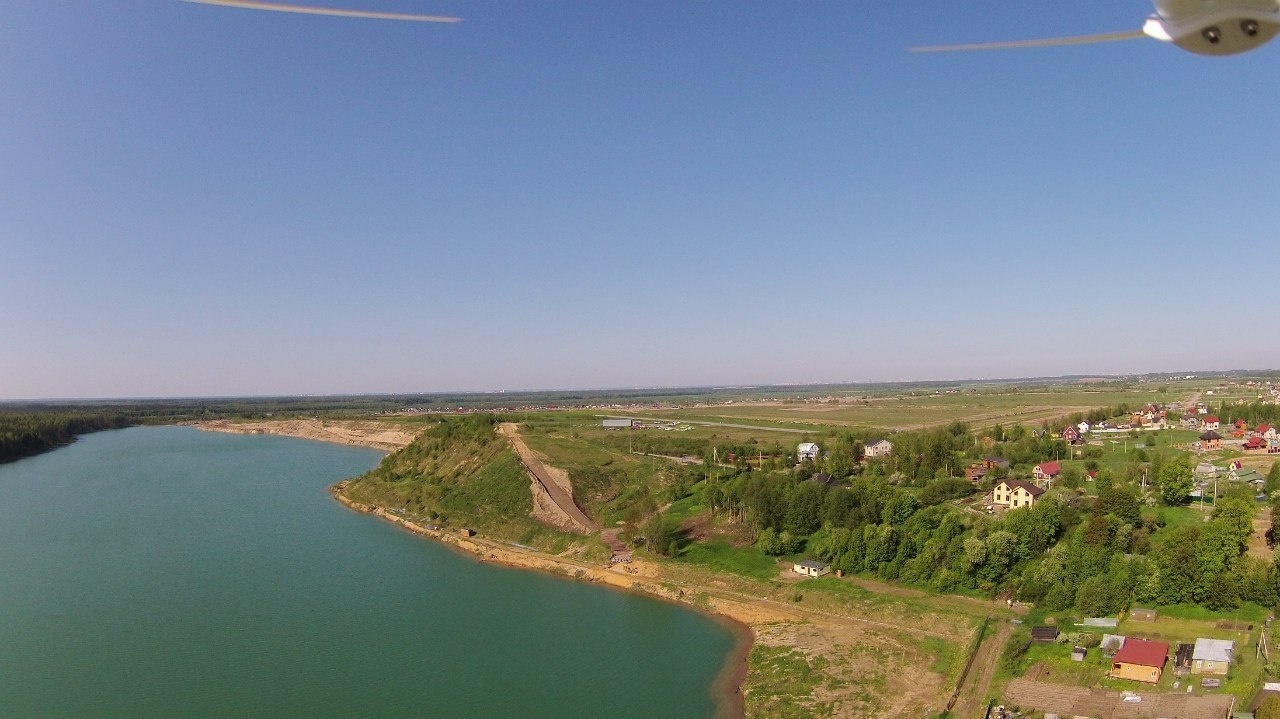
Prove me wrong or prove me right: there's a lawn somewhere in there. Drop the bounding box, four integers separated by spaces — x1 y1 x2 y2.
675 538 779 580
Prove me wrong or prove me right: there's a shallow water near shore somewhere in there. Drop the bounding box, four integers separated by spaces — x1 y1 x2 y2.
0 425 735 718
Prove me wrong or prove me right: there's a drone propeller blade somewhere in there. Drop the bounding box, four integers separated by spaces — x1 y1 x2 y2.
911 29 1145 53
183 0 462 23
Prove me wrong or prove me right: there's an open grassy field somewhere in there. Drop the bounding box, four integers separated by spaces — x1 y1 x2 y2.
626 381 1217 432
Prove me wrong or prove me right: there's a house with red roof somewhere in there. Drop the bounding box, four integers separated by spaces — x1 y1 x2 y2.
1061 426 1083 445
1203 415 1221 431
1033 461 1061 481
1110 637 1169 683
1244 436 1267 450
1258 424 1276 440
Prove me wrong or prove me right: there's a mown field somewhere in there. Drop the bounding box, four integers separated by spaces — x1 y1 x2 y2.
627 381 1217 431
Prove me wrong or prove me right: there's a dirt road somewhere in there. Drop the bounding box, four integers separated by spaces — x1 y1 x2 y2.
950 620 1012 719
1251 511 1273 559
497 423 598 534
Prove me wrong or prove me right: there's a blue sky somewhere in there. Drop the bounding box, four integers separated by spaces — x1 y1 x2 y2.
2 1 1277 399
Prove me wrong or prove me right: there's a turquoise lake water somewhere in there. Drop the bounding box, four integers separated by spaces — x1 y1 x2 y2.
0 426 735 718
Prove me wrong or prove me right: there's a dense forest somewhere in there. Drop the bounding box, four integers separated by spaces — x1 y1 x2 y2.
0 411 134 462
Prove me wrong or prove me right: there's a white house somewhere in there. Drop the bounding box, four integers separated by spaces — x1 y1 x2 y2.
1077 421 1091 434
797 442 820 461
793 560 831 577
864 439 893 458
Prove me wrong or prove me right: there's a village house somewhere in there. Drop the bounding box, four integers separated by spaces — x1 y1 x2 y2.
864 439 893 458
965 463 989 482
1259 424 1277 440
1033 461 1061 481
983 456 1011 470
1181 415 1202 429
797 442 820 461
1110 637 1169 683
1199 430 1222 450
1245 436 1267 450
1230 467 1264 485
1061 426 1084 445
993 479 1045 509
1191 638 1234 675
1077 421 1091 434
793 560 830 577
1203 415 1221 431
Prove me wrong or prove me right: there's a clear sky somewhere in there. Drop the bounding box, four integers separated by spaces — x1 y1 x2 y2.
2 1 1277 399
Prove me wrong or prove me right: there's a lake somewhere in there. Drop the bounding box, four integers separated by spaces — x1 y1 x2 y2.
0 426 736 718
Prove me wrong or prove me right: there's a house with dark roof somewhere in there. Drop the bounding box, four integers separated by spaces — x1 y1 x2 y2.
793 560 830 577
1199 430 1222 450
809 472 836 486
1110 637 1169 683
1031 626 1059 643
993 479 1045 509
864 439 893 458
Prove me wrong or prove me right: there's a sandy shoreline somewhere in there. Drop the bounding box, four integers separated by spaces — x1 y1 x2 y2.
329 481 754 719
191 419 420 452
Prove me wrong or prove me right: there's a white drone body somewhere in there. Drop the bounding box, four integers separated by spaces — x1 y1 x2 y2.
915 0 1280 56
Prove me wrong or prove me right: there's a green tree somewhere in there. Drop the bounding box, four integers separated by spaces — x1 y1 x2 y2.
641 515 677 556
1257 695 1280 719
1158 455 1194 505
881 492 918 526
784 483 823 537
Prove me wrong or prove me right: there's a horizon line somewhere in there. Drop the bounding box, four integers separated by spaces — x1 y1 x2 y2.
3 368 1276 404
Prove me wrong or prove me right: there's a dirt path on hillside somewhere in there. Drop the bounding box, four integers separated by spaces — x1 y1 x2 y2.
497 423 598 534
1250 512 1272 559
194 418 421 451
950 620 1012 719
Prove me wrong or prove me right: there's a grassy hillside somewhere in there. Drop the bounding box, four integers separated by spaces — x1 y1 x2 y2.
342 415 562 546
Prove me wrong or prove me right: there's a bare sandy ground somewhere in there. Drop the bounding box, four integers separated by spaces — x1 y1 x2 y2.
193 418 422 452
